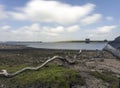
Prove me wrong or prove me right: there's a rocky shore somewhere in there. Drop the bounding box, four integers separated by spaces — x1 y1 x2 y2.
0 44 27 49
104 36 120 58
0 45 119 88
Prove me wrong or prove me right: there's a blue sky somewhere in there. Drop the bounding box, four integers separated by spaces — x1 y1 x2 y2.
0 0 119 41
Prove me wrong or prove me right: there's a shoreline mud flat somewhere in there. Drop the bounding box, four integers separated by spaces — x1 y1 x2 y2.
0 44 27 49
0 45 119 88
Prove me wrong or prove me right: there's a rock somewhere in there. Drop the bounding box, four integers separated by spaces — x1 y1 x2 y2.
85 62 96 69
86 77 108 88
0 84 4 88
109 36 120 49
65 56 76 65
72 85 86 88
104 36 120 58
52 59 64 66
91 58 104 62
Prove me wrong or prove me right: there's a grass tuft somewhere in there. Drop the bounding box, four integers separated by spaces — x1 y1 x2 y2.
0 64 85 88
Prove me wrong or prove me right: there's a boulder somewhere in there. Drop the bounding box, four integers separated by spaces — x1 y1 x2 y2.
104 36 120 58
109 36 120 49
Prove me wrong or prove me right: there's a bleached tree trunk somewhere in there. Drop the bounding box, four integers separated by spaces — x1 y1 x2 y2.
0 56 63 78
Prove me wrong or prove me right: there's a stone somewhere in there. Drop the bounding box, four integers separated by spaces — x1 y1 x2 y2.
104 36 120 58
85 62 96 69
92 58 104 62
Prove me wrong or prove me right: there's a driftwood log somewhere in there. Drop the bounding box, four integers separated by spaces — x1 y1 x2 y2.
0 50 82 78
0 56 65 78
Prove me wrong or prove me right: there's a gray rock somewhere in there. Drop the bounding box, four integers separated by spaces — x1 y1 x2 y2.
85 62 96 69
104 36 120 58
109 36 120 49
91 58 104 62
86 77 108 88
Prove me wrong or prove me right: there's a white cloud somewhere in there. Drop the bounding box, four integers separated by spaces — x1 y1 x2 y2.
42 26 65 36
42 32 59 36
0 24 118 41
0 23 82 41
0 0 117 41
28 23 40 31
0 23 65 40
80 14 102 25
97 25 117 33
87 25 117 34
9 0 95 24
85 25 118 40
12 24 65 37
67 25 80 32
0 5 8 20
11 23 41 36
0 25 13 41
106 16 113 21
1 25 11 30
9 12 27 20
48 26 64 33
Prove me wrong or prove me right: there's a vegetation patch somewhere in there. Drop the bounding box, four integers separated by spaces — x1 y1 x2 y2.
0 64 85 88
90 71 119 88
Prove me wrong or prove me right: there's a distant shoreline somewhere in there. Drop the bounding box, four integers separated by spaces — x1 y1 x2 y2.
0 40 112 43
56 41 109 43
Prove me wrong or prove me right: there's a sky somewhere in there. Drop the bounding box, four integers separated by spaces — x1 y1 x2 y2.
0 0 120 42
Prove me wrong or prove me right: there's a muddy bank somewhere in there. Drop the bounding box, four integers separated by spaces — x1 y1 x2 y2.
0 44 27 49
0 48 115 66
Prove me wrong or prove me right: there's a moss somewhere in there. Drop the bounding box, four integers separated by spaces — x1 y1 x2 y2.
0 64 85 88
0 65 27 73
90 71 119 88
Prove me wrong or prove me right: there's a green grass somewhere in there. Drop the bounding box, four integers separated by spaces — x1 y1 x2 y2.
90 71 119 88
0 64 85 88
0 65 27 73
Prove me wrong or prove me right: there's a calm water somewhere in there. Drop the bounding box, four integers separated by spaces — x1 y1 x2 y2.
7 42 107 50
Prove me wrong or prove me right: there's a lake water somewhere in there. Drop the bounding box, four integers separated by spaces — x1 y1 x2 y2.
7 42 108 50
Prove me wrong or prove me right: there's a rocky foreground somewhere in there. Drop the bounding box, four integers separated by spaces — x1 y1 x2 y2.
0 47 119 88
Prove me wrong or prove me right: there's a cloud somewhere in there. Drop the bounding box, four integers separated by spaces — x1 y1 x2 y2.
9 0 95 25
28 23 40 31
87 25 117 34
0 5 8 20
1 25 11 30
1 24 42 41
85 25 118 40
0 24 118 41
42 26 65 36
0 23 82 41
96 25 117 33
44 26 64 33
11 24 64 37
11 23 41 36
0 25 13 41
9 12 27 20
80 14 102 25
106 16 113 21
67 25 80 32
